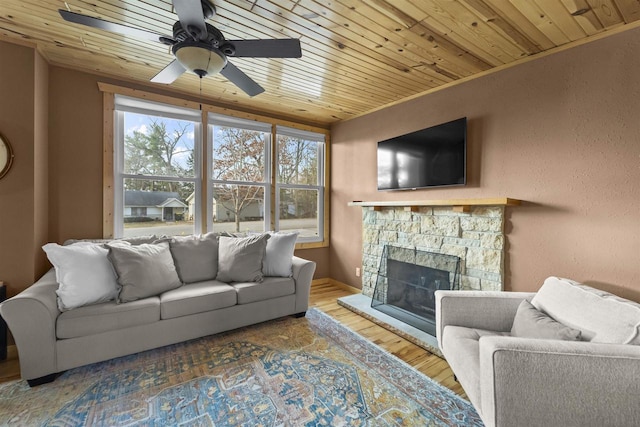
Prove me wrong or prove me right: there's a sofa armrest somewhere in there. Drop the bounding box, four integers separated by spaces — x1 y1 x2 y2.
435 290 534 350
0 269 61 380
291 256 316 313
478 336 640 427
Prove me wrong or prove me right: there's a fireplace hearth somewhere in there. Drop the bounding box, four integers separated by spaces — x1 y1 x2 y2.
372 245 460 337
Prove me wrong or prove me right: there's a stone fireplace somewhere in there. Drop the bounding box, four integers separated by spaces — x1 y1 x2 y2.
361 205 506 296
338 199 517 355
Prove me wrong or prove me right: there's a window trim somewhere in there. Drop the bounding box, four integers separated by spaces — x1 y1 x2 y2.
208 114 273 233
275 125 326 243
100 83 330 249
113 96 202 237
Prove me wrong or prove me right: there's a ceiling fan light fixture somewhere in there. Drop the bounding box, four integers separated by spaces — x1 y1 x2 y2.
174 43 227 78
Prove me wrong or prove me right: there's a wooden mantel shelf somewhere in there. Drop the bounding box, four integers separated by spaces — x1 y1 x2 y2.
348 198 521 213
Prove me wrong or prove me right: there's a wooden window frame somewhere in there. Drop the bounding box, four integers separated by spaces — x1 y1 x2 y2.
99 83 330 249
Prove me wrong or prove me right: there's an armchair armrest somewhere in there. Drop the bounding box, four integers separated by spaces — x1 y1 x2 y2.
478 336 640 427
435 290 534 349
0 269 61 380
291 256 316 313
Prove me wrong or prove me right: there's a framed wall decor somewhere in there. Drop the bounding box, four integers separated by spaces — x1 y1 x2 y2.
0 133 14 180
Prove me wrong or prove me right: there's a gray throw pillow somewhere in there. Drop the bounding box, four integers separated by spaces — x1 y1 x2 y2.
217 234 270 283
511 299 582 341
107 241 182 303
262 232 298 277
169 232 220 283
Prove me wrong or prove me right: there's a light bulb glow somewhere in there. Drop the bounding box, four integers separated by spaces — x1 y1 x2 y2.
174 45 227 77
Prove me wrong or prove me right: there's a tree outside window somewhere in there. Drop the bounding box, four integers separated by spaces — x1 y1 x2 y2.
211 122 269 233
276 127 325 240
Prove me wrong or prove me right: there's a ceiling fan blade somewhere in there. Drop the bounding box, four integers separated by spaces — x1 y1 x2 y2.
227 39 302 58
151 60 187 84
59 10 167 43
173 0 208 41
220 62 265 97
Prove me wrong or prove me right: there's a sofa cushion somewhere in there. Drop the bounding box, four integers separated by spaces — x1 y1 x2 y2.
42 242 119 311
57 297 160 339
262 232 298 277
107 241 182 303
531 277 640 344
232 277 295 305
217 234 270 283
169 233 220 283
511 299 582 341
160 280 237 320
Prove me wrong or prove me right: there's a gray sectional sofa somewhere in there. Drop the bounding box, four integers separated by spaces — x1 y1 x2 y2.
436 276 640 427
0 233 316 386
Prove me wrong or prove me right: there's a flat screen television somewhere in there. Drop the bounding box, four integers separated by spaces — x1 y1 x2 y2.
377 117 467 191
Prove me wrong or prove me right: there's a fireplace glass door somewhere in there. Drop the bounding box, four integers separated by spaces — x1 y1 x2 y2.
371 245 461 337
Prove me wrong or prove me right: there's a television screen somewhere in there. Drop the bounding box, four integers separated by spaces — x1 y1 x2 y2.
377 117 466 191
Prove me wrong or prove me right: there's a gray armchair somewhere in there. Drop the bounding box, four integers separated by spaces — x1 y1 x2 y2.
436 277 640 427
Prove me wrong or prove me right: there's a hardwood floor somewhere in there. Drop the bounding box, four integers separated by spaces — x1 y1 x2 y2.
0 281 466 399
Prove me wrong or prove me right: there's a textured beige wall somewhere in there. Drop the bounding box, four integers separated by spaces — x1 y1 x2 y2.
0 41 48 296
48 68 105 243
330 27 640 301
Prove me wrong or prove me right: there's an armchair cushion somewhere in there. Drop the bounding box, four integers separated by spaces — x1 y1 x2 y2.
441 325 509 410
510 299 582 341
531 277 640 344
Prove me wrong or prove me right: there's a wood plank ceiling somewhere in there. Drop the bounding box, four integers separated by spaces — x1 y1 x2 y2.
1 0 639 126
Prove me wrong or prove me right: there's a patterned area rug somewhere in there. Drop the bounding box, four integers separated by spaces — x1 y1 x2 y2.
0 308 482 426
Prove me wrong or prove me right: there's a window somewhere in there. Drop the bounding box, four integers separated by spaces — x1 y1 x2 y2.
208 114 271 234
114 96 201 238
276 126 325 242
110 91 328 246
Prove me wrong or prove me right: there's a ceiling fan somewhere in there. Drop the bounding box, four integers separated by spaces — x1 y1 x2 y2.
59 0 302 97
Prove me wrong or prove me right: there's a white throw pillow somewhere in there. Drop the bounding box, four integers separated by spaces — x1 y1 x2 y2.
42 242 119 311
263 232 298 277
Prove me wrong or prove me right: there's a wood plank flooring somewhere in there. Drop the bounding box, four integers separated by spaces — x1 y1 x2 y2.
0 281 466 399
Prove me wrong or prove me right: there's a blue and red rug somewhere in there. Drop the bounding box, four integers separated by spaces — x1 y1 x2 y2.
0 308 482 426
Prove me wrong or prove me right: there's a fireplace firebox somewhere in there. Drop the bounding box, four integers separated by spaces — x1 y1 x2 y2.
371 245 461 337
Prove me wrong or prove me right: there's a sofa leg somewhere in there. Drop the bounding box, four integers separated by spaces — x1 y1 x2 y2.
27 373 58 387
293 311 306 318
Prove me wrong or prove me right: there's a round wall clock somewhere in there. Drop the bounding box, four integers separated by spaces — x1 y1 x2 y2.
0 133 14 179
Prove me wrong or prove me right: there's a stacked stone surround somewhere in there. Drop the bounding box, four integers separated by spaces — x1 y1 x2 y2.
361 206 505 297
